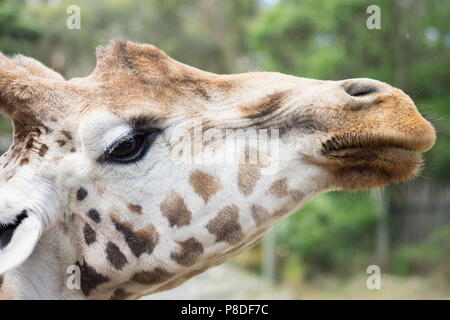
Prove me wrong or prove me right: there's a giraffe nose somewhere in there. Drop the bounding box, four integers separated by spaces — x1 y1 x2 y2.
342 78 389 98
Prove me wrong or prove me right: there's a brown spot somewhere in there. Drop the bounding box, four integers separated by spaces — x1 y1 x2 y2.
110 288 132 300
38 144 48 157
170 237 204 266
131 268 173 285
112 215 159 257
188 170 222 203
237 164 261 196
127 204 142 215
77 187 88 201
61 130 73 140
70 148 76 153
251 205 270 226
76 260 110 296
160 191 192 227
240 91 287 119
19 157 29 166
0 275 3 288
206 205 244 245
13 112 49 141
88 208 101 223
84 223 96 245
25 137 34 149
267 177 289 198
106 242 128 270
289 189 305 202
193 86 210 100
56 139 66 147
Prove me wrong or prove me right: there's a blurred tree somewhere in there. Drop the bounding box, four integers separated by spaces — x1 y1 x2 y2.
21 0 259 77
0 0 40 55
0 0 41 136
276 192 378 277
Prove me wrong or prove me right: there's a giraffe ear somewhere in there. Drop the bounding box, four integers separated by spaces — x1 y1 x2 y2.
0 52 55 117
12 55 64 81
0 214 42 274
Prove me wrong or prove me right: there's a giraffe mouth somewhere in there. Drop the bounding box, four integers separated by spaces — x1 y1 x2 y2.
0 211 28 249
321 133 431 155
321 133 427 189
0 212 42 274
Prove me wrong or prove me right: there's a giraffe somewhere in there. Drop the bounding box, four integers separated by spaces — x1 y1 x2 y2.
0 40 435 300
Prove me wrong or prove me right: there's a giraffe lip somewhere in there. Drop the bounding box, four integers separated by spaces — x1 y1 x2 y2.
322 146 422 169
321 133 431 156
0 211 28 249
320 134 426 190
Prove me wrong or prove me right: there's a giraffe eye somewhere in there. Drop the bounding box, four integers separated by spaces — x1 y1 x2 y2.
100 130 160 164
111 134 142 157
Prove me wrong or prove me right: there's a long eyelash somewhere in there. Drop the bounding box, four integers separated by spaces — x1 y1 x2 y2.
97 129 160 164
130 115 163 131
97 131 136 163
105 132 136 155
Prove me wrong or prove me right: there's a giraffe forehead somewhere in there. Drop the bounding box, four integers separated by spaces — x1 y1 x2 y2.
91 41 236 103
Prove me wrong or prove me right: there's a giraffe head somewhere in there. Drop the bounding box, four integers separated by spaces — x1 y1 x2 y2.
0 41 435 299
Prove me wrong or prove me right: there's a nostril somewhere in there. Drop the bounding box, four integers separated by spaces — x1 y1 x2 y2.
344 83 378 97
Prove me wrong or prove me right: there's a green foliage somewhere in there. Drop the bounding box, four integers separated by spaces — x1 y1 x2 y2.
0 0 40 137
20 0 259 77
277 192 378 277
0 0 40 55
392 223 450 278
250 0 392 80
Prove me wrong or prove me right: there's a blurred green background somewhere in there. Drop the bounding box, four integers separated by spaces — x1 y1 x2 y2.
1 0 449 299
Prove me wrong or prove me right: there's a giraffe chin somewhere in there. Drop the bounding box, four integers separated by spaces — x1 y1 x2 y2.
0 214 42 274
326 146 423 190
